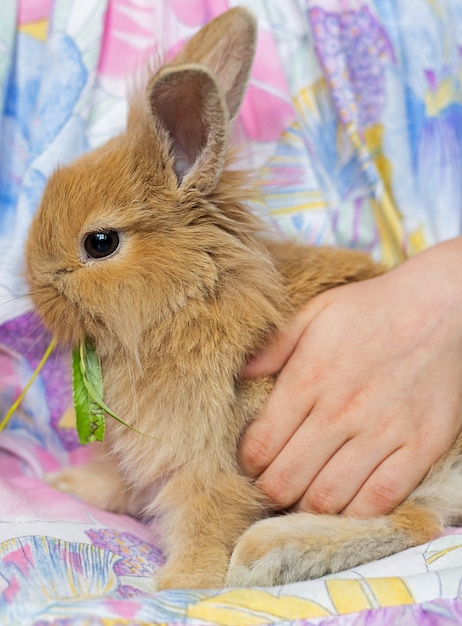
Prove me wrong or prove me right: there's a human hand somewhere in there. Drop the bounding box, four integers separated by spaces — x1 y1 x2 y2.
239 237 462 518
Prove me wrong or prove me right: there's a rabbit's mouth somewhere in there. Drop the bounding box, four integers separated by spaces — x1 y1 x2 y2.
27 270 93 345
28 287 82 346
27 257 114 343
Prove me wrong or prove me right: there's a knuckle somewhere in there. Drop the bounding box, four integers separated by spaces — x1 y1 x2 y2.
258 473 295 510
304 484 339 515
367 480 401 513
240 436 273 475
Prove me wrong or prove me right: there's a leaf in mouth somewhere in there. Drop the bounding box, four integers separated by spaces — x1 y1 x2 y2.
1 336 155 444
72 339 156 444
72 340 105 444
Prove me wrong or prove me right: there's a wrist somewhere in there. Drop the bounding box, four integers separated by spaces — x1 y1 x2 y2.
389 237 462 345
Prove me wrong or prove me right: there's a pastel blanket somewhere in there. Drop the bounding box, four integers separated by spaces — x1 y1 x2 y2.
1 1 462 624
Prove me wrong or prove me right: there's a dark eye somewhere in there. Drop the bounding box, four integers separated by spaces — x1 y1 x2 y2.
83 231 120 259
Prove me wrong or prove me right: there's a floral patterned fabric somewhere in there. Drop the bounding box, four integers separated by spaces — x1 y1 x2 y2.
1 0 462 624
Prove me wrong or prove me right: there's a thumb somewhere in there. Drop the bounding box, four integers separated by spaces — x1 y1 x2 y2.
243 294 328 378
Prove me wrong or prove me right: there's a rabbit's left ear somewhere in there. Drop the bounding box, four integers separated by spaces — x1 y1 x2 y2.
148 64 228 194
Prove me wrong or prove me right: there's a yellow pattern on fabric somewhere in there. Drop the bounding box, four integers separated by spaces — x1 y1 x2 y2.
366 577 414 606
362 125 406 265
269 199 327 215
327 577 413 614
298 79 325 121
370 196 405 266
326 579 371 613
58 405 77 429
408 225 428 256
425 77 460 117
101 617 156 626
19 20 48 42
187 589 329 625
364 125 392 187
425 543 462 565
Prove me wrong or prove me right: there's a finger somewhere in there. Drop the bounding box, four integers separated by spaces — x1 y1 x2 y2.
295 435 400 515
251 410 349 509
239 334 321 477
242 295 328 378
342 446 431 518
238 394 312 478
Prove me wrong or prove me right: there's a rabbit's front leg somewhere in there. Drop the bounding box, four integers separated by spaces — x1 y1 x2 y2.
151 469 263 590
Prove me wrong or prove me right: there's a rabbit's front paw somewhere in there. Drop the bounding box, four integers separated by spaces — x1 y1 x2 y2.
45 465 133 514
46 467 90 501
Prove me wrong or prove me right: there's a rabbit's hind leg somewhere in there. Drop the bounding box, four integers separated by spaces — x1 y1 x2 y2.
226 502 440 587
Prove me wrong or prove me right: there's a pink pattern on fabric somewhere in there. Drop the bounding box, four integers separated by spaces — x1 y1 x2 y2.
3 575 19 602
236 29 295 142
240 85 294 143
3 544 34 576
103 598 142 619
17 0 53 24
98 0 158 79
253 30 288 94
170 0 229 26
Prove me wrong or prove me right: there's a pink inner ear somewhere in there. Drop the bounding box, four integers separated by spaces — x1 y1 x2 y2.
166 103 206 181
150 76 207 183
149 67 228 193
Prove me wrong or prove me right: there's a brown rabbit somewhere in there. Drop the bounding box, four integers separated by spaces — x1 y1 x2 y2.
25 7 462 590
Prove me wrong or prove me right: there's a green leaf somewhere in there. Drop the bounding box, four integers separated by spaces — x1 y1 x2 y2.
72 339 157 444
72 341 105 444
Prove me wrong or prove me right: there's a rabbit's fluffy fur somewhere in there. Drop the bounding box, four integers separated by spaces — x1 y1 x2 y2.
26 7 462 589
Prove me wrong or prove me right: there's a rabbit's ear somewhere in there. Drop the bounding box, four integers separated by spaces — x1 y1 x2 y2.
149 65 228 193
171 7 257 120
142 8 257 194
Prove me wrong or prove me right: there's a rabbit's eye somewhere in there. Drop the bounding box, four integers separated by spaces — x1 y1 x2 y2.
83 231 120 260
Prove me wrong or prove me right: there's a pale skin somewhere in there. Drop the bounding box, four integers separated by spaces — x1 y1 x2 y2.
239 236 462 518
